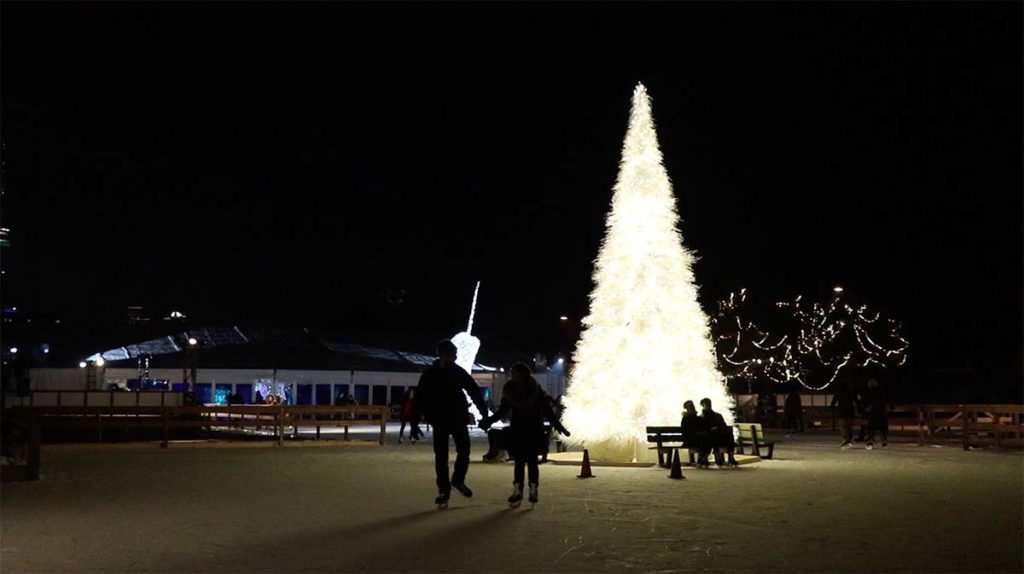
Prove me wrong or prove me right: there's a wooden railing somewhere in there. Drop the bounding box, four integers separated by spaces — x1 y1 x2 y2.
1 403 389 461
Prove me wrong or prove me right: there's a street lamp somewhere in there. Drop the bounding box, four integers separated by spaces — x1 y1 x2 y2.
184 337 198 392
833 286 844 294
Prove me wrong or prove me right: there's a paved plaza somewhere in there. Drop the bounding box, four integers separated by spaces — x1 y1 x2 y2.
2 427 1022 573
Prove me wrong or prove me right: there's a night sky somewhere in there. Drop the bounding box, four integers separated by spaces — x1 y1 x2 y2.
2 3 1021 384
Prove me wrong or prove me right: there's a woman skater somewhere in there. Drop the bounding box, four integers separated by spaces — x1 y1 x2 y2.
480 363 570 507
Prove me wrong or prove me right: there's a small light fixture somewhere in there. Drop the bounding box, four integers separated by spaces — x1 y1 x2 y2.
188 337 198 346
833 286 844 293
95 358 105 367
8 347 16 354
79 361 87 368
560 316 568 321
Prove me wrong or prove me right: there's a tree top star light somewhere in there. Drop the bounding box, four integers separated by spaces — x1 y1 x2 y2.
561 84 733 463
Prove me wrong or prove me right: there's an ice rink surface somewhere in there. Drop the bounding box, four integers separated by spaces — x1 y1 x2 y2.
2 427 1022 573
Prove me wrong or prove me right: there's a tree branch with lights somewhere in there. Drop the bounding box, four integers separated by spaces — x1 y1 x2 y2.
711 288 799 393
777 288 909 390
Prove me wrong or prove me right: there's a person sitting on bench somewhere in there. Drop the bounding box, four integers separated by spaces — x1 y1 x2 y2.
482 426 510 462
698 398 738 468
679 399 706 456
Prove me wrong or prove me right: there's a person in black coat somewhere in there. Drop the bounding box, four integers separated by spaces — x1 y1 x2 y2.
831 377 860 448
784 387 804 434
863 378 892 449
415 339 488 505
680 399 706 450
480 362 570 505
698 398 738 467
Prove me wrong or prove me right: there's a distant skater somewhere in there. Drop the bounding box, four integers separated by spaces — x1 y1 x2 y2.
398 388 422 444
863 378 892 449
831 376 860 448
480 362 570 507
784 387 804 435
415 339 489 508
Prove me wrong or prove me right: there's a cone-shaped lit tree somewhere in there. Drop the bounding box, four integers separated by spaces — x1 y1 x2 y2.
561 84 733 463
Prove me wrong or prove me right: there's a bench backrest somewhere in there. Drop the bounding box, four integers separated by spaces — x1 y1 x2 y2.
645 426 685 443
735 422 764 442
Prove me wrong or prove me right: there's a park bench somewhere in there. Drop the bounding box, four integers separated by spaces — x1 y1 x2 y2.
645 426 698 467
734 422 775 459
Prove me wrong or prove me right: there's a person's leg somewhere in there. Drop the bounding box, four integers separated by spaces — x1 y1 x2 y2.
527 456 539 485
879 415 888 445
841 417 853 444
450 424 471 487
432 424 451 492
399 419 407 441
513 455 526 485
411 421 422 441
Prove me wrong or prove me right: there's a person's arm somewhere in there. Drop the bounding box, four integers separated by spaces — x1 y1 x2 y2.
414 371 432 422
480 398 510 429
540 394 570 436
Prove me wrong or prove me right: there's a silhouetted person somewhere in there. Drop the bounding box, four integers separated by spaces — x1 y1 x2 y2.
784 387 804 434
398 388 422 443
254 390 266 405
480 362 570 506
482 426 510 462
831 377 860 448
416 339 488 506
698 398 738 467
863 378 892 449
680 399 706 452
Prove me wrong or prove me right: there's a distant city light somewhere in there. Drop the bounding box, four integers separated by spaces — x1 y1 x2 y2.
833 286 844 293
169 311 185 319
79 361 87 368
560 316 568 321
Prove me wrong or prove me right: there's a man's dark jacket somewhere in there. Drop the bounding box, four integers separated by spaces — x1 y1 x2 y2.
415 360 488 426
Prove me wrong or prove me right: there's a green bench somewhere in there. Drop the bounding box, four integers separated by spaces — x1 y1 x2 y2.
735 422 775 459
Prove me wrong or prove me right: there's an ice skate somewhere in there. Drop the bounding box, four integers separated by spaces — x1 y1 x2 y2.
528 483 538 506
452 483 473 498
840 441 852 449
866 442 874 450
435 491 450 509
507 483 523 508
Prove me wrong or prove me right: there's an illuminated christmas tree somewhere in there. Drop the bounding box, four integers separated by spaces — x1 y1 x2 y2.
561 84 733 462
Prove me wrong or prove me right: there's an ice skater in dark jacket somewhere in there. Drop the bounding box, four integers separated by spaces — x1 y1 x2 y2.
480 362 570 507
415 339 489 507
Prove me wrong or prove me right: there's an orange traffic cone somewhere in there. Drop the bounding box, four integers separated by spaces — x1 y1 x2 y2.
668 448 685 480
577 448 595 479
